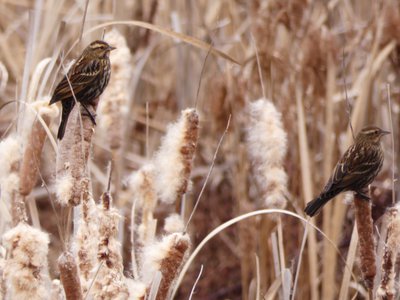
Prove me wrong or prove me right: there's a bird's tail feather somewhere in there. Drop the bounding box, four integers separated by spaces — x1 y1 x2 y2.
304 196 331 217
57 117 67 140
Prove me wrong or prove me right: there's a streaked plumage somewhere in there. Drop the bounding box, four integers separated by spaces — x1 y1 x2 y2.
49 40 115 139
304 126 389 217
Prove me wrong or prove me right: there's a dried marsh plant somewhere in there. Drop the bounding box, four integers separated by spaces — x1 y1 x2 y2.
377 205 400 299
58 251 83 300
55 101 99 206
141 233 191 300
246 98 288 209
153 108 199 205
92 191 129 299
99 29 132 151
2 223 50 300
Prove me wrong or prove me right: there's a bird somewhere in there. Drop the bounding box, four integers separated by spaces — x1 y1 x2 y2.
49 40 116 140
304 126 390 217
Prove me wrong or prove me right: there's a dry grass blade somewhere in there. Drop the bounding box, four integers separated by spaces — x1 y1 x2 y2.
171 209 359 299
84 21 241 65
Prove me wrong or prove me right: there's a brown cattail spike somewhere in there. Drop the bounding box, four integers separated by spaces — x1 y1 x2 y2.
377 206 400 299
56 100 99 206
353 191 376 291
58 251 83 300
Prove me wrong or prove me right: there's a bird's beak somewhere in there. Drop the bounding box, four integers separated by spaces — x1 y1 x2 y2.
108 45 116 51
381 130 390 135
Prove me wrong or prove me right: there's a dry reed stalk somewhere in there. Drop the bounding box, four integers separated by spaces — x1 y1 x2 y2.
58 251 83 300
92 191 129 299
141 233 191 300
75 194 99 294
339 223 358 300
51 279 66 300
377 206 400 299
245 98 288 210
153 108 199 205
56 99 99 206
2 223 50 300
353 192 376 293
234 145 254 300
296 86 319 300
19 103 58 196
322 52 337 300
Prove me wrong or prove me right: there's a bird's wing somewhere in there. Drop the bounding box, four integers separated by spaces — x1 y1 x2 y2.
50 59 101 104
323 143 380 192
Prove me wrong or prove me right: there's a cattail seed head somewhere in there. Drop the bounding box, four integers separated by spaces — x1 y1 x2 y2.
246 98 288 209
141 233 191 299
2 223 50 300
99 29 132 150
153 108 199 204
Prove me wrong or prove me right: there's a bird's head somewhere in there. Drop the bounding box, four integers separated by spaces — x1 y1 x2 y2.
85 40 116 58
356 126 390 143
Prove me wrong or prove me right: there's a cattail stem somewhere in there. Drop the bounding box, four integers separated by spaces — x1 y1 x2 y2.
58 251 83 300
354 191 376 293
56 100 98 206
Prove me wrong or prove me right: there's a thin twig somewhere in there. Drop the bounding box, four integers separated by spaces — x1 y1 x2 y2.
251 33 266 100
83 261 104 300
195 42 213 110
79 0 90 42
184 115 231 232
291 218 309 300
342 47 355 140
386 84 396 205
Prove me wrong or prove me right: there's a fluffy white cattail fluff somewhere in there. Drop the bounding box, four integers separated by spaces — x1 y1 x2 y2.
75 197 99 294
0 245 5 299
377 206 400 299
98 29 132 150
246 98 288 209
141 233 191 300
0 136 23 225
164 213 184 234
50 279 65 300
126 279 146 300
153 108 199 204
92 195 128 299
2 223 50 300
129 164 157 246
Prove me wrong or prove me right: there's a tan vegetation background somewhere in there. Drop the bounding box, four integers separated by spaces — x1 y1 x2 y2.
0 0 399 299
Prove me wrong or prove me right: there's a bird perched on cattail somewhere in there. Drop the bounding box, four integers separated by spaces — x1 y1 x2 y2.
49 40 116 140
305 126 389 217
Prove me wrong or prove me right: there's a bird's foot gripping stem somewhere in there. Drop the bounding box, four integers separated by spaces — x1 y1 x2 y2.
355 188 370 201
80 102 97 125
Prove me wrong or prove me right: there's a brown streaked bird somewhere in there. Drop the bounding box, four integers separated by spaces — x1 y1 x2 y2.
49 40 116 140
304 126 389 217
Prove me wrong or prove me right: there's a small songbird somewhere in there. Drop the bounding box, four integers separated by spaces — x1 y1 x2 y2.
49 40 116 140
304 126 390 217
